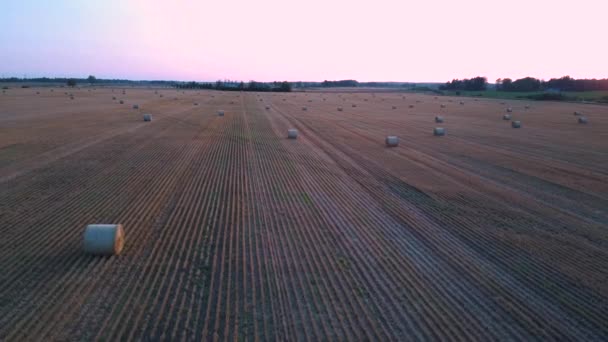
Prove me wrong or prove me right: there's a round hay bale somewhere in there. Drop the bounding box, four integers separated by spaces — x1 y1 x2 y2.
503 114 511 120
440 104 446 108
265 106 270 110
143 114 152 121
578 116 588 124
459 101 465 105
507 108 513 113
385 136 399 147
112 96 116 100
434 127 446 136
352 104 357 108
525 105 530 109
194 102 199 106
133 104 139 109
83 224 125 256
435 116 444 123
119 100 124 104
288 129 298 139
337 107 343 111
573 111 582 116
302 106 307 111
409 105 414 108
218 110 225 116
392 106 397 110
512 121 521 128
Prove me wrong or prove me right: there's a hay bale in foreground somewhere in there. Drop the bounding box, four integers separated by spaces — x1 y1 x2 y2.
83 224 125 256
385 136 399 147
578 117 588 124
434 127 446 136
435 116 444 123
288 129 298 139
503 114 511 120
143 114 152 121
512 121 521 128
218 110 225 116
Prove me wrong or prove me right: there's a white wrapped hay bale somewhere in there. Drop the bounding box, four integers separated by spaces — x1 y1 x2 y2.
385 136 399 147
503 114 511 120
83 224 125 256
218 110 225 116
512 121 521 128
435 116 444 123
288 129 298 139
578 117 588 124
143 114 152 121
434 127 446 136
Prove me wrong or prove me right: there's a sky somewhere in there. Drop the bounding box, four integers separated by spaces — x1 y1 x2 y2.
1 0 607 82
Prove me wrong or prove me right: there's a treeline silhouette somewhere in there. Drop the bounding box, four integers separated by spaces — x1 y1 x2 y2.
321 80 359 87
0 77 174 86
498 76 608 92
439 77 488 91
175 80 291 92
440 76 608 92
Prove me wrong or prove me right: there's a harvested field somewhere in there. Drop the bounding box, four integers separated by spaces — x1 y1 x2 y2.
1 88 607 340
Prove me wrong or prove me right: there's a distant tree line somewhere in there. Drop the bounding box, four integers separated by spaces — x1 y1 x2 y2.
439 76 608 92
0 76 177 87
321 80 359 87
497 76 608 92
439 77 488 91
175 80 291 92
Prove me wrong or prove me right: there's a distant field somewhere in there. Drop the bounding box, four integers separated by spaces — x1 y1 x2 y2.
441 89 608 102
1 88 607 340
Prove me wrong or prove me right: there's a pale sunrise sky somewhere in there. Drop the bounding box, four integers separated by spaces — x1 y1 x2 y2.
1 0 607 82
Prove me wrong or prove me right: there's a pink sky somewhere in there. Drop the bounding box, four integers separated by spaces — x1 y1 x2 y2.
2 0 607 82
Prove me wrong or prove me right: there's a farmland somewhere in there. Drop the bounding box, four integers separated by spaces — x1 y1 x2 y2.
1 87 607 340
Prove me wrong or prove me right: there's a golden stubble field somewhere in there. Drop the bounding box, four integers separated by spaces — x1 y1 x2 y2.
1 86 607 340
